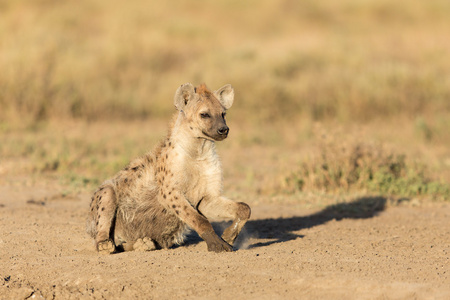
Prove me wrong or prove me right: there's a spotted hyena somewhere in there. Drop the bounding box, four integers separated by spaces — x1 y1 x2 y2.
86 83 251 253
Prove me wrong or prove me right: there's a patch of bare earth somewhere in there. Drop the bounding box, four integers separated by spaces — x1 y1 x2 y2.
1 185 449 299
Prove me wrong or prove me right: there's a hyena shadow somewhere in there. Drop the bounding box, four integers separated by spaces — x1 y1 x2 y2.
241 196 388 249
183 196 388 250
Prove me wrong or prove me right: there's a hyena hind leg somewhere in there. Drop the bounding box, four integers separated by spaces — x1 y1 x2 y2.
133 237 157 251
91 185 118 254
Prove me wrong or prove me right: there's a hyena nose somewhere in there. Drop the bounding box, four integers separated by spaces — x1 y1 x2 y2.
217 126 229 136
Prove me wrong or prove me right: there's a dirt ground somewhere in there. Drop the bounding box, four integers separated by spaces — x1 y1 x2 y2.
1 184 449 300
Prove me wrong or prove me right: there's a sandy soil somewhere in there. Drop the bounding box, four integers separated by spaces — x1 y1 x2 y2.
1 185 449 300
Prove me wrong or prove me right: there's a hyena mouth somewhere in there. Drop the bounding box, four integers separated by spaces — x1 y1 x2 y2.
202 131 227 141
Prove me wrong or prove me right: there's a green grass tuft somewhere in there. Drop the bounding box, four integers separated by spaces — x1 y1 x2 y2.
287 138 450 200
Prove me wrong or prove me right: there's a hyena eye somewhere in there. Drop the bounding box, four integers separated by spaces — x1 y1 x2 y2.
200 113 211 119
222 112 226 118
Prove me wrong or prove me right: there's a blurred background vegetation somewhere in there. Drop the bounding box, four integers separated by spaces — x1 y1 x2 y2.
1 0 449 203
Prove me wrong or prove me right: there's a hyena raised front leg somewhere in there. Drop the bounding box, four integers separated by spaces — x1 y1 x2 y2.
198 197 251 246
91 185 117 254
162 190 233 252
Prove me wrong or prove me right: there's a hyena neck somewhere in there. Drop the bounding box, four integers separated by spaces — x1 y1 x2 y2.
170 113 216 159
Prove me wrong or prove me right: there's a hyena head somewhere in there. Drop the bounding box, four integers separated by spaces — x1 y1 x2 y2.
174 83 234 141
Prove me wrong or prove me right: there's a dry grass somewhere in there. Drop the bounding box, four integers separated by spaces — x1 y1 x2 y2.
1 0 450 124
1 0 450 203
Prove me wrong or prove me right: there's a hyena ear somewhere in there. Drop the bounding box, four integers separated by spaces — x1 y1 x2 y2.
174 83 196 111
214 84 234 110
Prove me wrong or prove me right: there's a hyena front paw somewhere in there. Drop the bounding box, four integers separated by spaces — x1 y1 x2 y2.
97 239 116 254
202 230 233 253
133 237 156 251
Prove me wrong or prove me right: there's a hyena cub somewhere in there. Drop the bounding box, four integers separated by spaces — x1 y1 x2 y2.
86 83 251 253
